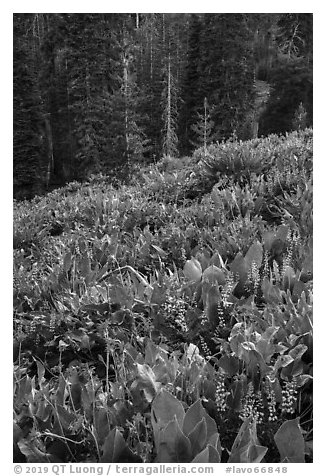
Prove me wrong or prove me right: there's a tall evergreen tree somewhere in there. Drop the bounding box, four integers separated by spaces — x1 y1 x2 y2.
13 13 313 198
190 97 215 151
179 14 202 154
135 14 163 159
104 27 149 172
259 13 313 135
161 54 179 157
200 14 256 141
13 14 45 197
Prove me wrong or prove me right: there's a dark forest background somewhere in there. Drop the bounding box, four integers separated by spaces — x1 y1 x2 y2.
13 13 313 199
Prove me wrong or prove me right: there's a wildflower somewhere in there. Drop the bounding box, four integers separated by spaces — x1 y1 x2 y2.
264 379 278 422
199 335 211 360
240 382 264 424
215 372 230 412
281 379 297 414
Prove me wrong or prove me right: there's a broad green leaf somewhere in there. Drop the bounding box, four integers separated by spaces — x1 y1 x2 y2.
188 417 207 456
229 252 248 281
151 389 185 449
186 343 205 364
228 418 266 463
54 405 77 431
151 283 167 306
274 354 294 371
156 416 192 463
69 369 82 410
191 444 221 463
13 421 23 444
195 251 211 271
78 237 87 254
275 224 290 244
262 231 276 252
281 358 304 379
55 375 66 407
35 360 45 387
183 399 217 440
204 284 222 325
240 347 272 378
301 245 313 277
261 278 283 304
245 241 263 269
292 280 307 302
295 374 313 388
229 330 246 357
100 428 142 463
202 265 226 285
130 363 161 403
145 340 160 366
63 251 72 273
209 251 226 270
255 327 279 363
18 440 52 463
274 418 305 463
183 258 202 282
93 408 110 447
207 432 222 457
101 428 125 462
96 262 109 281
218 355 240 377
78 255 91 278
241 444 268 463
202 379 218 400
289 344 308 360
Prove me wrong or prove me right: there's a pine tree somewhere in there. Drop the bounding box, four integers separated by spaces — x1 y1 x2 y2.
13 14 45 197
259 13 312 135
190 97 215 151
200 14 255 141
104 26 149 173
63 14 113 178
161 54 179 158
134 14 162 159
179 14 202 154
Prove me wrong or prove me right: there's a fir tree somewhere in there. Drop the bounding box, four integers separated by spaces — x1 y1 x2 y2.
161 54 179 158
259 13 312 135
104 28 149 173
190 97 215 151
13 14 45 197
179 14 202 154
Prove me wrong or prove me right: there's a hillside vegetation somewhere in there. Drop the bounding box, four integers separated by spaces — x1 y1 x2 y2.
13 129 313 463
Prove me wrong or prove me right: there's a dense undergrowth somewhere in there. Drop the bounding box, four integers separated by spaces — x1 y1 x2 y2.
13 129 313 463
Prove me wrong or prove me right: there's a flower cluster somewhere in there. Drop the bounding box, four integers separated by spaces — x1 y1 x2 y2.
163 294 188 333
215 371 230 412
221 274 235 307
199 334 211 360
216 302 226 328
263 379 278 422
240 382 264 424
247 260 260 294
281 379 297 414
262 250 271 281
49 312 56 334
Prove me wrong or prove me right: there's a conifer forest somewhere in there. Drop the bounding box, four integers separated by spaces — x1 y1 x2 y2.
14 13 312 198
13 14 313 465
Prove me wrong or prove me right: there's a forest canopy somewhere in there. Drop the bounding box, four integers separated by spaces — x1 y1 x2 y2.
13 13 313 199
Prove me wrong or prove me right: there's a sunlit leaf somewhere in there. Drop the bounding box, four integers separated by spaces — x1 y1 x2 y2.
274 418 305 463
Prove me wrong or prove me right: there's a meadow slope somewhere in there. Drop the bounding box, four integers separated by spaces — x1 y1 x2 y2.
13 129 313 463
